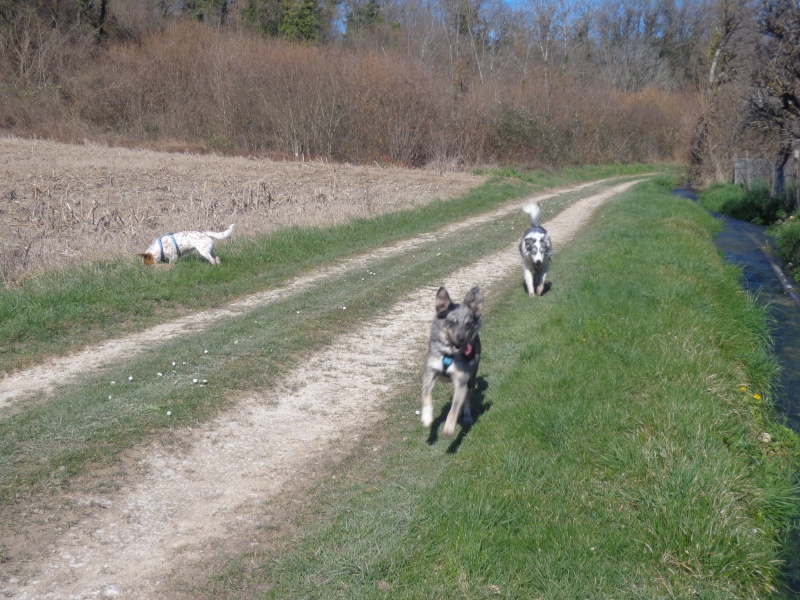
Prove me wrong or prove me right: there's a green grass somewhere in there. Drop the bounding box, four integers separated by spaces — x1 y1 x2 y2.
3 164 797 597
0 174 656 504
486 162 658 187
0 164 666 375
200 178 800 599
699 182 800 285
698 183 786 226
770 216 800 282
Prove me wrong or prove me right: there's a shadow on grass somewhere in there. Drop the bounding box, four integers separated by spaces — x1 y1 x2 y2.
425 376 491 453
779 523 800 597
518 279 553 297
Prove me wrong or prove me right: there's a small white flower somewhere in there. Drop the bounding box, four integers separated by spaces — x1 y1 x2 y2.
128 376 133 381
193 378 198 384
158 373 163 377
342 306 347 310
167 411 172 416
415 410 420 415
172 362 176 366
110 381 116 385
108 395 112 400
204 350 208 354
202 380 208 384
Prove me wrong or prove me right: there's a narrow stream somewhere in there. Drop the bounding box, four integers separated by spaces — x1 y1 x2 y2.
674 189 800 431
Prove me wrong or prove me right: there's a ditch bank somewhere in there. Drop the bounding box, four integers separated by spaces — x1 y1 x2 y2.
675 188 800 431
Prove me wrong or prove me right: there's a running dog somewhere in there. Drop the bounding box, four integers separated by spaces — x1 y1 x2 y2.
421 286 484 437
138 224 235 265
519 202 552 296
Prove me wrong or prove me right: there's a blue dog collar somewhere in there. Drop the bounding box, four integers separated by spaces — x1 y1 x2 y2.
168 233 181 257
443 341 475 370
157 233 181 261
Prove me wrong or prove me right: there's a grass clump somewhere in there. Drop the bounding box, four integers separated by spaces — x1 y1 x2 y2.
770 215 800 281
699 182 800 282
699 183 785 225
213 180 799 599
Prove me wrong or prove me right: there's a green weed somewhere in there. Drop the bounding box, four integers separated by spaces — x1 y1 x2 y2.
207 179 799 599
0 166 665 375
699 183 785 225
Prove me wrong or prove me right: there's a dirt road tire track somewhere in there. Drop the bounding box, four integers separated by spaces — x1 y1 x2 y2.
0 180 606 409
2 180 644 599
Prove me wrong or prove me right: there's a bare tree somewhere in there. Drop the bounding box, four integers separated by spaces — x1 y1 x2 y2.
521 0 576 111
690 0 758 184
750 0 800 198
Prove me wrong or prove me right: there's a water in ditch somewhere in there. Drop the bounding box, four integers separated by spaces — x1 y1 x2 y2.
674 188 800 432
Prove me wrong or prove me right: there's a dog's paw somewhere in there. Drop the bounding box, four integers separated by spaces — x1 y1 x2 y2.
421 405 434 428
442 421 456 437
462 412 474 427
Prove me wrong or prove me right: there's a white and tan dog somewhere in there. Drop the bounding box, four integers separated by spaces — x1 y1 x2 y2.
139 224 235 266
519 203 552 296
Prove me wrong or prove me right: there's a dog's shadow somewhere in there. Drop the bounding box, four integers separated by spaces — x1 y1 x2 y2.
426 376 491 453
520 281 553 296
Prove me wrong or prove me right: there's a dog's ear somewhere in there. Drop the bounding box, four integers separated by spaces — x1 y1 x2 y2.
463 286 484 318
138 252 155 266
435 287 453 313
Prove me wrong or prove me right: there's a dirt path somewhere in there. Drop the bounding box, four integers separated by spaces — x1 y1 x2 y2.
0 180 601 408
2 180 643 599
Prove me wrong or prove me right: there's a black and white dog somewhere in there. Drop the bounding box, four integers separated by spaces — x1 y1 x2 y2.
519 202 552 297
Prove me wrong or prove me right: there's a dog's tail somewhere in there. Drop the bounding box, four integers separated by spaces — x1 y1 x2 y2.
522 202 541 227
206 224 235 240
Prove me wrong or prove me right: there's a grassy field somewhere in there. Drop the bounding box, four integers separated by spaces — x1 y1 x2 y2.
1 166 798 597
0 167 654 504
0 163 653 375
201 178 800 598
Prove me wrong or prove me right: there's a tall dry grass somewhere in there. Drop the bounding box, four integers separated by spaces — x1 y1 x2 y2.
0 18 697 168
0 136 484 285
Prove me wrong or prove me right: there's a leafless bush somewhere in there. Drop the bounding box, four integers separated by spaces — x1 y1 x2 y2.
1 17 696 170
0 6 95 85
347 54 449 165
454 72 694 168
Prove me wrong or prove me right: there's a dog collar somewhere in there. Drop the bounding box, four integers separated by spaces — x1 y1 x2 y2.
443 343 474 369
168 233 181 257
157 233 181 261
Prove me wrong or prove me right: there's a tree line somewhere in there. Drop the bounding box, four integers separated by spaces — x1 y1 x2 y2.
692 0 800 191
0 0 796 179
